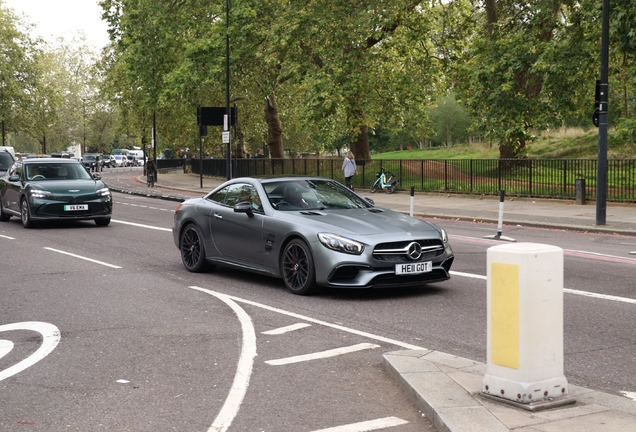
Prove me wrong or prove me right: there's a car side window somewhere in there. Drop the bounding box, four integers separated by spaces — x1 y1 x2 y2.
209 183 263 212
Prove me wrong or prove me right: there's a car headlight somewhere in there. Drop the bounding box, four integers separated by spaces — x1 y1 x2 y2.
97 187 110 197
318 233 364 255
440 228 448 244
30 190 52 199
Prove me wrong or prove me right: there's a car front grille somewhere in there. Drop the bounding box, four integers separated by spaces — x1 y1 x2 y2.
372 239 445 262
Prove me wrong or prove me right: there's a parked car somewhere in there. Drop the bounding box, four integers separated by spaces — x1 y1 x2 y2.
0 158 112 228
82 153 103 172
126 155 138 166
112 155 127 167
102 155 115 168
172 176 454 295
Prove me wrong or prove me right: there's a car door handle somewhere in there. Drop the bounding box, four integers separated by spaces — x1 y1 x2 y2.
214 212 222 219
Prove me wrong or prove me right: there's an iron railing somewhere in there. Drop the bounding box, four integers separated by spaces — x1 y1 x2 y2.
177 158 636 202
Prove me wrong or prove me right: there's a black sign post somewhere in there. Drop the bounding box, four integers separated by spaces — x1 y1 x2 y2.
197 106 237 185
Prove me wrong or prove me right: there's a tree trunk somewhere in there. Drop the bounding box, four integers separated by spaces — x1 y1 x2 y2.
264 91 283 158
350 125 371 161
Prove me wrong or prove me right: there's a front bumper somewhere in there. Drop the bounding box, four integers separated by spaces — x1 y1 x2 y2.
312 241 454 289
29 196 112 221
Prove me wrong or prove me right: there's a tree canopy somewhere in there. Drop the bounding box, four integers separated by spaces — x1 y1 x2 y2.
2 0 636 159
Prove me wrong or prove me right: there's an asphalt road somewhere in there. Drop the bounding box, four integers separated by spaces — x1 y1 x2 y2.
0 190 635 431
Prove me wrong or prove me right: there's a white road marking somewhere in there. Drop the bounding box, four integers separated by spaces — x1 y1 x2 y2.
0 339 14 360
620 391 636 401
563 288 636 305
262 323 311 335
450 271 636 305
187 286 257 432
0 234 15 240
265 343 380 366
450 270 486 280
224 294 425 350
311 416 409 432
0 322 61 382
111 219 172 231
44 247 122 269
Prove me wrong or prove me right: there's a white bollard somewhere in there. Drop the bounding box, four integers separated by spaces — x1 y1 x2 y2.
482 243 574 410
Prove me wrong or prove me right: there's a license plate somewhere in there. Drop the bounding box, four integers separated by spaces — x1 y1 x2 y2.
64 204 88 211
395 261 432 275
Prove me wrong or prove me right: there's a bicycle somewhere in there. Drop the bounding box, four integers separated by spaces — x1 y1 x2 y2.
370 167 398 194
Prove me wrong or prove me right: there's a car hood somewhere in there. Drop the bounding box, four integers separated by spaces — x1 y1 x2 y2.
30 180 105 193
283 207 441 237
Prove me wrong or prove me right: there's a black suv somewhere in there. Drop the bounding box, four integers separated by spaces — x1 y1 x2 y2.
82 153 103 172
0 149 15 175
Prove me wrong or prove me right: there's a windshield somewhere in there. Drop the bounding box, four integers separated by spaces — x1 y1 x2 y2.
84 155 96 161
26 163 93 181
264 179 371 211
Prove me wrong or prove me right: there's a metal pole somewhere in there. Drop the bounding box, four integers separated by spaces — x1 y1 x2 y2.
153 111 157 182
1 120 4 146
596 0 610 225
225 0 231 180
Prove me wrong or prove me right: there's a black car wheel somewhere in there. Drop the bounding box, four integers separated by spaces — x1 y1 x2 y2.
20 197 34 228
281 239 318 295
0 201 10 221
180 223 210 272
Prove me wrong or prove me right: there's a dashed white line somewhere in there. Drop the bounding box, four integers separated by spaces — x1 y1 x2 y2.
310 416 409 432
44 247 122 268
265 342 380 366
111 219 172 231
225 294 425 350
0 234 15 240
262 323 311 335
450 271 636 305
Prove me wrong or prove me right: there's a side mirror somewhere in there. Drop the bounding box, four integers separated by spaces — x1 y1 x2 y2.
92 173 101 180
9 174 19 182
363 197 375 206
234 201 254 218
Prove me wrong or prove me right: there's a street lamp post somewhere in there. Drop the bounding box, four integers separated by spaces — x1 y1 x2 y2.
225 0 232 180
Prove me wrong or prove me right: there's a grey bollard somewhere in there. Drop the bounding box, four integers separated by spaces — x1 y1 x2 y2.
575 178 586 205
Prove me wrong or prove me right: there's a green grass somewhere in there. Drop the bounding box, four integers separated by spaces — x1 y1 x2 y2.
372 129 636 160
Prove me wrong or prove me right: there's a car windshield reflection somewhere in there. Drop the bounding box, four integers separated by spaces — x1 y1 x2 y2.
26 163 93 181
265 180 371 211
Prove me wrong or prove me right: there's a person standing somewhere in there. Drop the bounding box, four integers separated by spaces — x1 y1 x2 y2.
342 150 357 190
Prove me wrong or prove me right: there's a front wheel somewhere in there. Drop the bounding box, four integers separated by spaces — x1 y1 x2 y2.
281 239 318 295
180 223 211 272
370 181 379 193
21 197 34 228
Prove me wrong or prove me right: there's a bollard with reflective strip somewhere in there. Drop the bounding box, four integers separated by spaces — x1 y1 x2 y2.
482 243 575 411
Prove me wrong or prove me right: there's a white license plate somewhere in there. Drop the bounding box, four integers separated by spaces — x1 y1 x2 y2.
64 204 88 211
395 261 432 275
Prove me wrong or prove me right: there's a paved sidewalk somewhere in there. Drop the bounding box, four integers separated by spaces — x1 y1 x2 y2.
104 168 636 431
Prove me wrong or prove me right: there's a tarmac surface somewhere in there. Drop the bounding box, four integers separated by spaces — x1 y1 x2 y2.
104 167 636 432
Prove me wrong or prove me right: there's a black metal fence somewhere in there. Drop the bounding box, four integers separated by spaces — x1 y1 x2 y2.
175 157 636 202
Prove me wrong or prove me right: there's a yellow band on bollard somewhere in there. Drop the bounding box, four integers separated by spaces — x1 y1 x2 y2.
490 262 519 369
